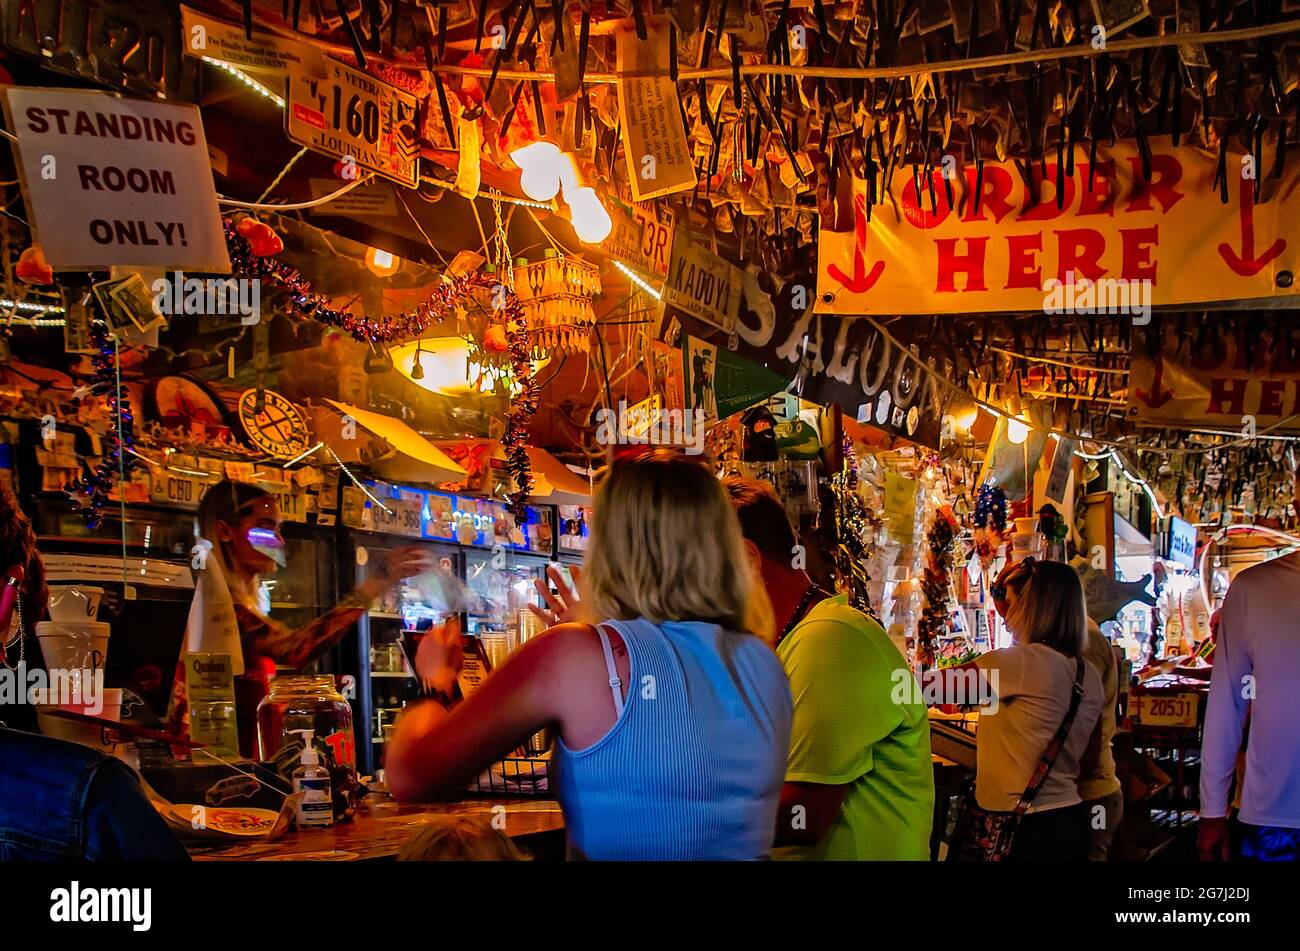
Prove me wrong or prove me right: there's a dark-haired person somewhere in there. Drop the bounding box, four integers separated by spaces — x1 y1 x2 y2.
724 477 934 861
0 480 187 860
169 480 429 757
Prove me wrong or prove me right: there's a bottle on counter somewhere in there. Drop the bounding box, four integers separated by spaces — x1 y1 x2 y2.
290 729 334 829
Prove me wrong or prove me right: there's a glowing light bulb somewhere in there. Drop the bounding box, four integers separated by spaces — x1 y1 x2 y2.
567 186 612 243
365 246 399 277
955 406 978 432
510 141 563 201
1007 415 1030 444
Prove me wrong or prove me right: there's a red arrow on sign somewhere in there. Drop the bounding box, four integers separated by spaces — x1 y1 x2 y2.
1218 178 1287 277
826 195 886 294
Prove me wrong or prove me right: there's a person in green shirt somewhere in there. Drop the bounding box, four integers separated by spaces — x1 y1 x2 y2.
725 478 935 860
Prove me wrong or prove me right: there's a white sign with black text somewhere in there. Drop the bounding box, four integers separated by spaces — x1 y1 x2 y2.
0 87 230 271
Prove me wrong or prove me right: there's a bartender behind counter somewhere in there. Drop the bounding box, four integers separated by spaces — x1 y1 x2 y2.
169 479 430 757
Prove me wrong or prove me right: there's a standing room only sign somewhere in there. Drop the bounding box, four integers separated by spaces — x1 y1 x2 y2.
0 86 230 272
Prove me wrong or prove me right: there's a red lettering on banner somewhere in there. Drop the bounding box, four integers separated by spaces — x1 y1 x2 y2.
1126 154 1185 213
1207 377 1248 416
1020 165 1075 222
1258 380 1286 416
1005 233 1043 289
827 195 886 293
961 165 1016 223
1077 162 1116 215
935 238 989 292
901 170 954 229
1054 229 1107 281
1120 226 1159 281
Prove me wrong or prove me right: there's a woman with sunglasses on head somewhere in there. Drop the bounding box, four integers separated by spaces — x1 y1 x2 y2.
928 557 1105 860
168 480 430 757
386 451 793 860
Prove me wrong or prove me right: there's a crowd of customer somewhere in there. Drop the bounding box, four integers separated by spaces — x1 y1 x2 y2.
1 452 1295 861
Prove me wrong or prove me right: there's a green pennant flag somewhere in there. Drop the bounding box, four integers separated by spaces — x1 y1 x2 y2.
683 335 789 421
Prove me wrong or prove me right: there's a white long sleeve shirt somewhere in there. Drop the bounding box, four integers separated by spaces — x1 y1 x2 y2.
1199 551 1300 828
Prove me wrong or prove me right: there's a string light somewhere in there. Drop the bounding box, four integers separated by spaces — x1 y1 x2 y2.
1 298 67 315
200 56 285 109
612 260 663 300
325 444 392 514
282 441 325 469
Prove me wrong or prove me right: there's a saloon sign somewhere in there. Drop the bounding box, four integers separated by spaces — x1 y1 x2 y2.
668 267 946 447
817 138 1299 314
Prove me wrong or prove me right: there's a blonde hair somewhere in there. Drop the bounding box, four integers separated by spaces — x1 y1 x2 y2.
396 815 530 862
583 452 775 643
1004 560 1087 657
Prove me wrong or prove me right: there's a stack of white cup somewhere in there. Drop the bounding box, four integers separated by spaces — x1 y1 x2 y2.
34 586 120 751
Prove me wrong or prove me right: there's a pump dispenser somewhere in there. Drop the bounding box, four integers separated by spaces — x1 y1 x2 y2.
290 729 333 828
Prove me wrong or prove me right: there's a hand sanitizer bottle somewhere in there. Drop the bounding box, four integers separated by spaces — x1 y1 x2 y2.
290 729 333 828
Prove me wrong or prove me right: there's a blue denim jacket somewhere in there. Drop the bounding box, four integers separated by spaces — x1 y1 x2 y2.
0 729 189 861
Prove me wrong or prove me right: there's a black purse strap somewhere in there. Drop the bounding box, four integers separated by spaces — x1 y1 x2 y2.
1012 655 1086 816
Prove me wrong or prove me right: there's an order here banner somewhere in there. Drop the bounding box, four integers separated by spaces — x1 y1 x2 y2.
815 137 1300 314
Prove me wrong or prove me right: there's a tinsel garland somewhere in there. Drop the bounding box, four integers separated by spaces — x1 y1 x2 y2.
224 217 538 525
499 279 538 527
917 509 958 668
224 217 449 344
972 481 1008 570
66 326 139 529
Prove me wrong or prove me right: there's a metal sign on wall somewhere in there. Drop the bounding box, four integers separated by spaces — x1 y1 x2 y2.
285 56 419 187
663 234 741 334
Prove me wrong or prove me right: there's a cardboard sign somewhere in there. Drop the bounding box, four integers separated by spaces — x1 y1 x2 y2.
663 235 741 333
817 138 1300 314
617 26 695 201
307 178 398 216
1 87 230 271
181 5 322 74
285 57 419 187
1128 326 1300 432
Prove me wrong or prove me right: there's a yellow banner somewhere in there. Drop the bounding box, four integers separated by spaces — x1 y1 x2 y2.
816 138 1299 314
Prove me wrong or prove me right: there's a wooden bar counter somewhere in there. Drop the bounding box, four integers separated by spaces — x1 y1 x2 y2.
189 796 566 861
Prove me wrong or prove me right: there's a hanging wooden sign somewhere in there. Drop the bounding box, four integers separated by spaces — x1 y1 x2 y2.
817 138 1300 315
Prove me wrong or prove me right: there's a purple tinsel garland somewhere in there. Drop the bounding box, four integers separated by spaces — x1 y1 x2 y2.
66 325 139 529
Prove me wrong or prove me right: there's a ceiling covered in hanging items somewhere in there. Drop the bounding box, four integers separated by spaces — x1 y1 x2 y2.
184 0 1300 274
